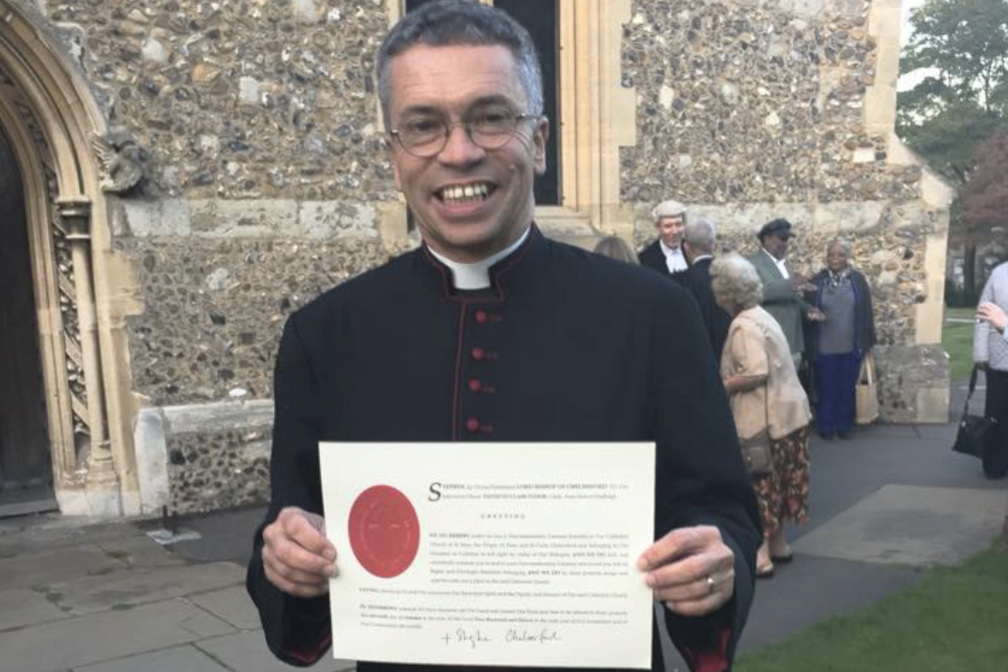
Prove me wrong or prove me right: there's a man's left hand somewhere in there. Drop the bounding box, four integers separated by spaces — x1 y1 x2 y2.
637 525 735 617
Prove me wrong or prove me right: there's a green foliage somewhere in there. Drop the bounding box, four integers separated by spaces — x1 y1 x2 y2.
737 542 1008 672
897 0 1008 182
898 0 1008 295
897 102 1000 183
962 132 1008 231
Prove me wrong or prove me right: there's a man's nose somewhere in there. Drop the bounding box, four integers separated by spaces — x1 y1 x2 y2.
438 123 485 165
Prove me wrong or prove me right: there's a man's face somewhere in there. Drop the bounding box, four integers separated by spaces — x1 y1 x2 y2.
762 233 790 260
386 44 548 263
657 216 685 249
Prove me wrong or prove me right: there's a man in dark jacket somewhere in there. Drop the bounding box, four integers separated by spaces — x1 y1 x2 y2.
681 218 732 362
638 199 689 283
246 3 761 672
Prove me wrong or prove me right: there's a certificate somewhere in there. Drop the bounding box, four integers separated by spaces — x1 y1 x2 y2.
319 442 655 669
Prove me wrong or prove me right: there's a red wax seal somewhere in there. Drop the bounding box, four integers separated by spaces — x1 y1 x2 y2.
348 485 420 578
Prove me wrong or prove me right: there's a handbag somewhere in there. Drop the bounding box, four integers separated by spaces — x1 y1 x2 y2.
951 365 998 459
740 430 773 476
855 351 880 425
740 381 773 476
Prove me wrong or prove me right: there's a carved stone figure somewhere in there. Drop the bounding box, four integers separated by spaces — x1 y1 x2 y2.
90 128 143 193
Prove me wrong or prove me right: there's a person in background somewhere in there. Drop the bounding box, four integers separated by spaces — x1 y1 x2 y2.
682 218 732 361
593 235 639 265
712 255 812 579
808 238 876 440
974 261 1008 479
638 200 689 283
746 219 824 397
975 300 1008 548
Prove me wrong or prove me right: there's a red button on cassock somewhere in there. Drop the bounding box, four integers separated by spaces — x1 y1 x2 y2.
475 310 488 324
465 418 480 432
471 347 485 361
468 379 482 392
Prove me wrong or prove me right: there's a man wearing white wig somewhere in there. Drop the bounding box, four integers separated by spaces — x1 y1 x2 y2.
639 199 689 283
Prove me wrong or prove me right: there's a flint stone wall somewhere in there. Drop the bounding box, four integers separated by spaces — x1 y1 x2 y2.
48 0 394 200
625 0 949 424
167 427 272 515
622 0 920 205
20 0 948 514
38 0 403 512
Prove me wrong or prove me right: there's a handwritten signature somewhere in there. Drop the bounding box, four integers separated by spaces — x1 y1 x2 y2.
442 628 492 649
506 628 562 644
440 628 563 648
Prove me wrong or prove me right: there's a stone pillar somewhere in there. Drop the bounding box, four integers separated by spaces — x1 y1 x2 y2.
57 196 122 516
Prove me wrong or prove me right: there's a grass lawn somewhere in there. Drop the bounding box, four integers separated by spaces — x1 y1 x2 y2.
736 542 1008 672
943 307 976 383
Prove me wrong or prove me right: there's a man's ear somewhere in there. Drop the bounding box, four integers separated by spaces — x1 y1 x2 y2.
387 137 403 192
532 117 549 176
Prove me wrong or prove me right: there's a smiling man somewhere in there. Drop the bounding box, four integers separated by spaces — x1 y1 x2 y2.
747 219 823 369
639 200 689 283
246 2 760 672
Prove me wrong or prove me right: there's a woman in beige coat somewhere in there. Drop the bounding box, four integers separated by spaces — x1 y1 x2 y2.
712 255 813 577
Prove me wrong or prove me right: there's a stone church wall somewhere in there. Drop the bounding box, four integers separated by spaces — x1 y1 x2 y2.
13 0 950 516
624 0 951 425
38 0 402 514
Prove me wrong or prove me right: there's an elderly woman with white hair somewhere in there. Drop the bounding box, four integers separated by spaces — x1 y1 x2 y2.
808 238 876 440
712 254 812 578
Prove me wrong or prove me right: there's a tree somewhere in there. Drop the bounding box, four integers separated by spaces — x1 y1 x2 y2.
962 132 1008 254
898 0 1008 297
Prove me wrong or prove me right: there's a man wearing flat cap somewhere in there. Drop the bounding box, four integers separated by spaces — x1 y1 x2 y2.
639 199 689 283
747 218 823 367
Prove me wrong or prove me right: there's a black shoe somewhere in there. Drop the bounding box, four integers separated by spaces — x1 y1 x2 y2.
838 431 853 440
817 430 834 440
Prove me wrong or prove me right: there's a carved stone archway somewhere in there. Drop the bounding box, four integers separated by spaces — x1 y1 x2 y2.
0 1 139 516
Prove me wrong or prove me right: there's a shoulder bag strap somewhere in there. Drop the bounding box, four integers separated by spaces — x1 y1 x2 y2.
964 365 980 413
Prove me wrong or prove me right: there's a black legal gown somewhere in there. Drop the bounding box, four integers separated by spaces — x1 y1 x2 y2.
247 227 761 672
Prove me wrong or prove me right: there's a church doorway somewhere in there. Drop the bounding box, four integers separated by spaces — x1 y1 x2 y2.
0 124 56 517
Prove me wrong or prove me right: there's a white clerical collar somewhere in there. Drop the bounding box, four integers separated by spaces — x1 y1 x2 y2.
692 254 713 263
427 227 531 290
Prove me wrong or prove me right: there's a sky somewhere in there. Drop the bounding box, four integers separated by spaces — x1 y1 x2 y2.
899 0 932 90
902 0 927 46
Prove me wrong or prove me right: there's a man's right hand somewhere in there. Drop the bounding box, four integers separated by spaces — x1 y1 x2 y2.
262 506 337 597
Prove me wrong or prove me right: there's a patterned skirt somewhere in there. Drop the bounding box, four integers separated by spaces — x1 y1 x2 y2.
752 424 811 536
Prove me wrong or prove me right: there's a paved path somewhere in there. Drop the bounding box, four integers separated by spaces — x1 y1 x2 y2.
0 382 1004 672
